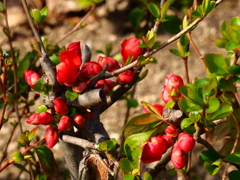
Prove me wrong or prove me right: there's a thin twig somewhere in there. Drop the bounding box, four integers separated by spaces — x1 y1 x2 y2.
55 5 97 44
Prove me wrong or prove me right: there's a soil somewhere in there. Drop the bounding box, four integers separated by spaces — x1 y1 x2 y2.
0 0 239 180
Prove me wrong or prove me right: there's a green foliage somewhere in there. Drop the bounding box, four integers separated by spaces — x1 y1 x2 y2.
97 138 117 151
65 90 78 101
12 151 24 162
34 146 59 178
32 79 53 95
30 7 48 26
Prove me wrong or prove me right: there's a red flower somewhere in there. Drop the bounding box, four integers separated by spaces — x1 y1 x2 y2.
78 62 102 81
177 132 195 152
53 98 69 115
56 50 82 85
141 136 169 163
45 125 59 149
165 125 180 137
121 37 142 65
24 70 40 87
161 85 172 104
171 144 187 169
117 70 134 84
95 80 111 94
72 82 87 93
58 116 72 131
73 113 86 126
165 74 184 90
26 112 53 125
67 42 81 57
26 113 39 125
98 56 120 72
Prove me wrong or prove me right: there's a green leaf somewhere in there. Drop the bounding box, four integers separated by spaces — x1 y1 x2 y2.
0 2 5 12
223 152 240 164
30 9 42 25
119 158 132 173
12 151 24 162
169 49 182 57
229 170 240 180
178 84 205 106
32 79 45 93
229 65 240 75
40 7 48 24
180 118 194 129
204 54 229 75
206 97 220 113
206 104 233 121
65 90 78 101
212 38 229 49
160 1 170 21
194 78 210 88
98 138 117 151
126 98 138 108
205 1 216 14
129 7 146 29
141 101 162 117
17 52 34 78
231 17 240 26
178 97 197 115
180 34 189 46
34 145 59 178
137 69 148 82
146 29 156 48
124 174 135 180
37 105 48 113
203 159 222 175
144 172 152 180
13 163 29 172
148 3 160 19
225 41 240 51
122 113 161 139
138 44 149 48
199 150 219 163
124 131 153 168
105 43 112 56
28 127 38 142
191 10 203 18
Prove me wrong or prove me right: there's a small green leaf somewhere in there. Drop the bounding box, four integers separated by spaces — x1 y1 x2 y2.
160 1 170 21
138 44 149 48
225 41 240 51
229 65 240 75
12 151 24 162
30 9 42 25
206 97 220 113
228 170 240 180
191 11 203 18
206 104 233 121
212 38 229 49
124 174 135 180
0 2 5 12
187 105 202 112
105 43 112 56
169 49 182 57
141 101 162 117
148 3 160 19
194 78 210 88
34 145 59 178
180 118 194 129
119 158 132 173
38 105 48 113
180 34 189 46
144 172 152 180
199 150 219 163
126 98 138 108
124 131 153 168
205 1 216 14
13 163 29 172
204 54 229 75
178 97 197 115
203 159 222 175
231 17 240 26
137 70 148 82
65 90 78 101
40 7 48 24
68 108 76 116
32 79 45 93
28 127 38 142
223 152 240 164
3 27 10 37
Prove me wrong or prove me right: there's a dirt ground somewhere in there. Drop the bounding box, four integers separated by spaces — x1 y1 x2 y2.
0 0 239 179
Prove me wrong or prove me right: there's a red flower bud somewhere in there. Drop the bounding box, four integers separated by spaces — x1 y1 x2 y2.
105 80 116 90
24 70 40 87
53 98 69 115
56 51 81 85
141 136 169 163
72 82 87 93
45 125 59 149
165 74 184 90
58 116 72 131
165 125 180 137
37 112 53 125
78 62 102 81
171 144 187 169
67 42 81 57
161 85 172 104
26 113 39 125
73 113 86 126
120 37 142 65
95 80 110 94
177 132 195 152
117 70 134 84
98 56 120 72
162 134 174 148
143 103 164 115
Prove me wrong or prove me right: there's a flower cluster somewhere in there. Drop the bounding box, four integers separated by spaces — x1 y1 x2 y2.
141 74 195 169
23 37 142 149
